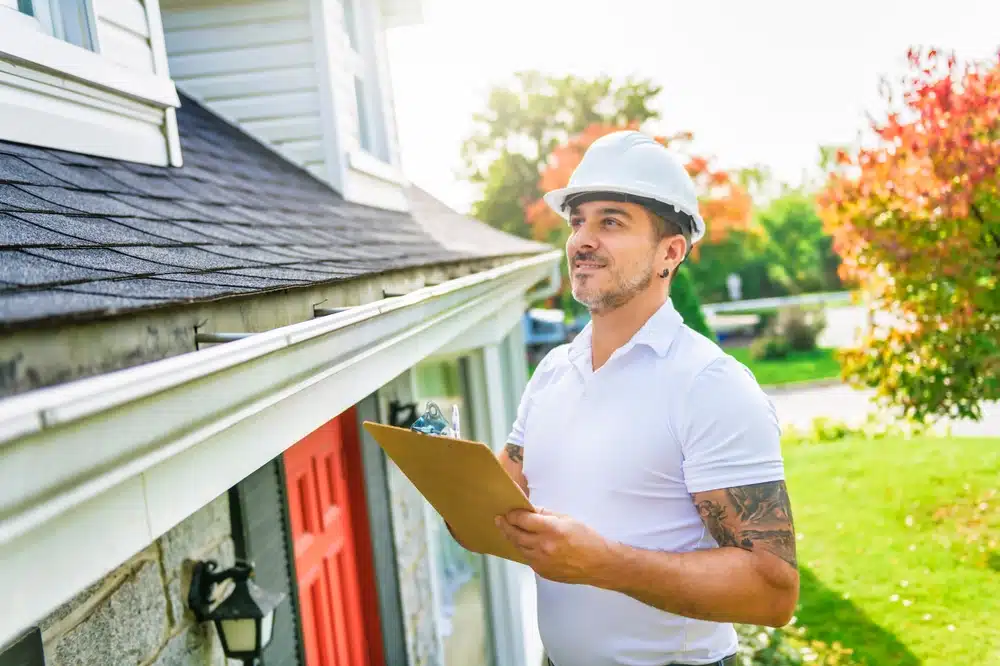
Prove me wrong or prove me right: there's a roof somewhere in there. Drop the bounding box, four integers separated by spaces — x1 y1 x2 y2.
406 185 551 257
0 94 546 330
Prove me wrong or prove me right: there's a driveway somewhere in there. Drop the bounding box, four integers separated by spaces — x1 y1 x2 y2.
767 382 1000 437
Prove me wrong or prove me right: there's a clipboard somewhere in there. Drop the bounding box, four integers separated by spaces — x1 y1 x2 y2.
361 421 534 564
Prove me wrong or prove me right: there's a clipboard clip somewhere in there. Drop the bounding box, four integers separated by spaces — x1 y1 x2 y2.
410 400 458 438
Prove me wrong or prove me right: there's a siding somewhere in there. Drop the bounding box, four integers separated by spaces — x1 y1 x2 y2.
160 0 327 178
92 0 156 74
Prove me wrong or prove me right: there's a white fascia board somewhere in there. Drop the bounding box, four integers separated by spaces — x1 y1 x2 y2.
0 250 560 646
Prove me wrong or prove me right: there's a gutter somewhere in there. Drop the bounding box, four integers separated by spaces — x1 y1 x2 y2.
0 249 561 646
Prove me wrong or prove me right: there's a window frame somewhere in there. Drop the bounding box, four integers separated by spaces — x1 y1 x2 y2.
340 0 391 164
15 0 99 51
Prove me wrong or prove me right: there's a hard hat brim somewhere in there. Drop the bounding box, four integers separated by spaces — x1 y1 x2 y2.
544 184 706 244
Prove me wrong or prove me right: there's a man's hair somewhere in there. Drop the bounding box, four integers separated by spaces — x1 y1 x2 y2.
648 208 693 260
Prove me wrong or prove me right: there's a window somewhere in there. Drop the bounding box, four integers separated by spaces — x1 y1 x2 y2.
13 0 96 50
341 0 391 163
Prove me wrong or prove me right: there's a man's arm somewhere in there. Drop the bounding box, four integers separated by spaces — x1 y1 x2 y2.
447 442 529 549
496 479 799 628
596 480 797 627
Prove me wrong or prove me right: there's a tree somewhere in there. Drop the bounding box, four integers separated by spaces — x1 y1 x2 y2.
756 190 842 295
461 72 662 239
817 47 1000 422
672 266 715 340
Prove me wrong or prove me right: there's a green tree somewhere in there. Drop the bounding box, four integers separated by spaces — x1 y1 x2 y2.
460 72 662 238
672 265 715 340
757 191 841 294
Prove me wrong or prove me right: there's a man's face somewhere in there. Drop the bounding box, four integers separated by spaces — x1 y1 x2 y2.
565 200 659 313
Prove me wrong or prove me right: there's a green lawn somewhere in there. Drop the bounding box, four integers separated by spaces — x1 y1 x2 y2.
785 435 1000 665
727 346 842 386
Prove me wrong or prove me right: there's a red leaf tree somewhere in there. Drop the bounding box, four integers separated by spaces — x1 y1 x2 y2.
818 47 1000 422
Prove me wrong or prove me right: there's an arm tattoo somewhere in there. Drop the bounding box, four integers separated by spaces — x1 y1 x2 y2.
694 481 797 569
504 443 524 465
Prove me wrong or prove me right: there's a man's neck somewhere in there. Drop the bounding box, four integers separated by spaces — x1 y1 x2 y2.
590 287 668 371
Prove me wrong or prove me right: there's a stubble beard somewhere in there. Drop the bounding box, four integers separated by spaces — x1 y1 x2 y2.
572 261 655 314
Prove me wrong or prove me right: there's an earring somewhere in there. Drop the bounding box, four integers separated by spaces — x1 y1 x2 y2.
660 268 671 278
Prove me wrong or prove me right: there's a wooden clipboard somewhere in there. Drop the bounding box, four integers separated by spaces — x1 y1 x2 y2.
361 421 534 564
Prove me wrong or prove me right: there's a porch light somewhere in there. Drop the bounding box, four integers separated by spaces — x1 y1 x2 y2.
188 559 286 666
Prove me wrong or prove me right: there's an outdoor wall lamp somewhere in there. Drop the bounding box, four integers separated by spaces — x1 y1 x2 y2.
188 559 286 666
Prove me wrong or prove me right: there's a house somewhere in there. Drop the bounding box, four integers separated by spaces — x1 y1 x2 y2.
0 1 560 664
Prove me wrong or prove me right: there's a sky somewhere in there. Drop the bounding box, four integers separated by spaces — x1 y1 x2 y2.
384 0 1000 214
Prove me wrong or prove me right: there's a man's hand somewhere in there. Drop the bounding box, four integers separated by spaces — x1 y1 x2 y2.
495 508 614 584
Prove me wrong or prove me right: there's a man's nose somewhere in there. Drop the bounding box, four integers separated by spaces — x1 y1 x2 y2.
569 220 600 251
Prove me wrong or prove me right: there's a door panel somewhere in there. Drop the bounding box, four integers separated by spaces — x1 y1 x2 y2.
285 413 373 666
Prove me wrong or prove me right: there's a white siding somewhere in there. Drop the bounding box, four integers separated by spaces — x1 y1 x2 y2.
92 0 156 74
160 0 327 177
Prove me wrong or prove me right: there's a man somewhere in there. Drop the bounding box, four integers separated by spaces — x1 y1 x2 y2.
493 131 798 666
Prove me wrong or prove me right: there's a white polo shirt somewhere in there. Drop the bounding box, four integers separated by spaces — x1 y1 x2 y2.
508 298 785 666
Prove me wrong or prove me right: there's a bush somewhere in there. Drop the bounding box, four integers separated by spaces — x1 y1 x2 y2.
780 413 933 447
751 335 791 361
775 307 826 352
735 622 857 665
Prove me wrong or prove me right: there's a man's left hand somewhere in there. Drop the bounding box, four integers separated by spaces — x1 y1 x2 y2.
495 508 615 584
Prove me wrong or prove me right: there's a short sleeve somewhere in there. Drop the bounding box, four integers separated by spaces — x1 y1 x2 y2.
678 356 785 494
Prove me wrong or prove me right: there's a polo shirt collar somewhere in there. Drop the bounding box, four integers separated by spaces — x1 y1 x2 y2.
569 298 685 367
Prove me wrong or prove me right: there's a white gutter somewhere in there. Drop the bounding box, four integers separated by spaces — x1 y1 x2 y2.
0 250 561 647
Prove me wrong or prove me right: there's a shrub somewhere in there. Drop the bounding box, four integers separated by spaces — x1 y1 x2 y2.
780 413 933 447
775 306 827 352
751 335 791 361
735 622 857 665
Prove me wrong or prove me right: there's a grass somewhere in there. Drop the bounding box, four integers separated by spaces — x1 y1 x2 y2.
785 434 1000 665
727 346 842 386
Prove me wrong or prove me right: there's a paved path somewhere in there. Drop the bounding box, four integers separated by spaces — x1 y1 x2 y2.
767 382 1000 437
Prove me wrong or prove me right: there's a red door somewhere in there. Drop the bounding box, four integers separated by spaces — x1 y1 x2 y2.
285 410 382 666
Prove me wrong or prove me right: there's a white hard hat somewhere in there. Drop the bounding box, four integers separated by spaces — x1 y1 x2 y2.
543 130 706 245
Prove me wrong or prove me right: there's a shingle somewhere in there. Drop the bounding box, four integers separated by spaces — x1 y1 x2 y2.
0 155 68 186
111 218 217 243
155 272 305 290
222 266 345 282
172 222 255 244
169 177 249 205
0 185 75 213
109 194 198 220
117 245 249 270
0 250 125 285
21 159 141 193
0 289 165 326
61 278 254 300
18 186 150 216
26 248 169 275
177 200 257 224
104 169 190 198
0 142 60 161
12 212 171 245
0 214 89 247
198 245 294 264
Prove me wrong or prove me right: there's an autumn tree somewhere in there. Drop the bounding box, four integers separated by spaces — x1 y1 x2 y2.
818 47 1000 422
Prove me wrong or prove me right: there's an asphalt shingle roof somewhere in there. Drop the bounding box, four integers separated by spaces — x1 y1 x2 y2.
0 94 547 329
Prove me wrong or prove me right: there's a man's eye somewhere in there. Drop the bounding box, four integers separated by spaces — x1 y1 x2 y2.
602 218 620 227
569 218 583 228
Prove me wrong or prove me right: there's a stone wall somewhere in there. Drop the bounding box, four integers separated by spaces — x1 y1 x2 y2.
387 462 442 666
39 494 234 666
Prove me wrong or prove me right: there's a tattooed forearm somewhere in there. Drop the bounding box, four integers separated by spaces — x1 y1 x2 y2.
504 443 524 465
693 481 797 569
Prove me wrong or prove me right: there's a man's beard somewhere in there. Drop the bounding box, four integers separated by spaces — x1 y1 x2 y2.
571 253 655 313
